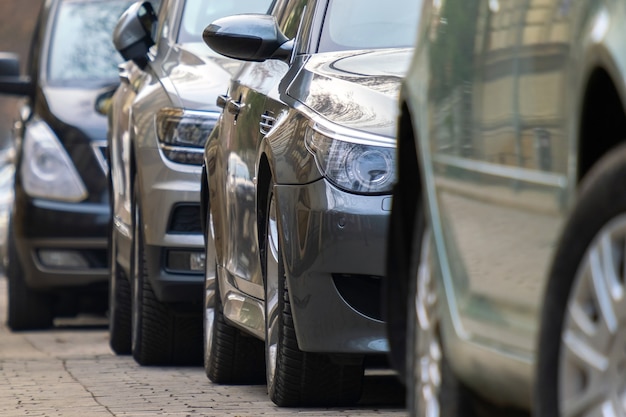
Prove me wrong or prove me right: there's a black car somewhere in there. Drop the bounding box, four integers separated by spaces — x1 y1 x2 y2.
0 0 133 330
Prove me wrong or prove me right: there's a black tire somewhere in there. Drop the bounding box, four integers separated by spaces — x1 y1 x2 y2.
406 220 478 417
384 183 422 383
535 144 626 417
6 223 54 331
108 227 132 355
203 209 265 384
203 270 266 383
263 181 364 407
131 181 202 366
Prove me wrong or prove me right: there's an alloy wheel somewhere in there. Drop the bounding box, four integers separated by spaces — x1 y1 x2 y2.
411 229 441 417
559 214 626 417
204 211 216 366
265 194 281 389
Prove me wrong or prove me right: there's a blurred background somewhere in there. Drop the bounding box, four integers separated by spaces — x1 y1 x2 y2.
0 0 42 143
0 0 44 271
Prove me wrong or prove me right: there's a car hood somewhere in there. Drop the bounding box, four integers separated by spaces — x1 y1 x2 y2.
289 48 412 138
42 85 112 141
164 42 242 111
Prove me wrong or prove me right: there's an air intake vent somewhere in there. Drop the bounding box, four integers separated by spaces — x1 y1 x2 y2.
168 204 202 234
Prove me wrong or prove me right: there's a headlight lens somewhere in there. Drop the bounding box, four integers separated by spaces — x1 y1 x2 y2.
156 108 219 165
305 125 396 194
21 120 87 202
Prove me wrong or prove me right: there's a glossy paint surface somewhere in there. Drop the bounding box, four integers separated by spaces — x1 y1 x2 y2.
404 0 626 409
204 0 419 352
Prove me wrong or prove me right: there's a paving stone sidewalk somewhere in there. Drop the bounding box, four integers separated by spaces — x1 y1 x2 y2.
0 277 406 417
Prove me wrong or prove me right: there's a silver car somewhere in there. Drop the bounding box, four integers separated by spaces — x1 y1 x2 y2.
200 0 420 407
107 0 271 365
395 0 626 416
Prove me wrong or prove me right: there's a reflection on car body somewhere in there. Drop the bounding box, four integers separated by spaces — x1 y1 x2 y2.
107 0 272 365
393 0 626 416
200 0 420 407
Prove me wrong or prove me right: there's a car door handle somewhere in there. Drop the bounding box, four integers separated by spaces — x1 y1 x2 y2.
216 94 229 109
259 112 276 135
227 99 242 115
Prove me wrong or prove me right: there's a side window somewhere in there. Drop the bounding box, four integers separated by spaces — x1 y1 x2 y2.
151 0 169 52
275 0 308 40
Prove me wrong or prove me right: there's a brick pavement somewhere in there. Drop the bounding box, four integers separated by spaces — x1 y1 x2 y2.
0 277 406 416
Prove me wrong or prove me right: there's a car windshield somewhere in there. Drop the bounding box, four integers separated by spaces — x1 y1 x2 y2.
46 0 134 85
178 0 272 44
319 0 420 52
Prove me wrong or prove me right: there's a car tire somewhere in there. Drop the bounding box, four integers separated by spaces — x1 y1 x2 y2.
131 180 202 366
6 223 54 331
203 208 265 384
263 182 364 407
384 183 423 383
536 144 626 417
108 227 132 355
406 221 479 417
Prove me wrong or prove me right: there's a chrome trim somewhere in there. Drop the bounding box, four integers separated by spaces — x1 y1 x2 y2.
91 140 108 174
432 153 568 189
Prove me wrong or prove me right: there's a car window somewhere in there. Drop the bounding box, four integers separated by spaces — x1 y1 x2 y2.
318 0 420 52
46 0 134 85
178 0 273 44
273 0 308 40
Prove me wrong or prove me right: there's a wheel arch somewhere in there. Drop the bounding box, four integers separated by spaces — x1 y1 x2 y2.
384 97 424 380
577 66 626 183
256 153 273 281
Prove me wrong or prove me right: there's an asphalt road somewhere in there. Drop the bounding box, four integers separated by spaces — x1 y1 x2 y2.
0 276 406 416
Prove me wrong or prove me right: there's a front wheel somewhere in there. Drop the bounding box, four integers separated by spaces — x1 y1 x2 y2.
203 208 265 384
536 144 626 417
108 226 132 355
6 223 53 331
263 181 364 407
130 179 202 366
406 226 479 417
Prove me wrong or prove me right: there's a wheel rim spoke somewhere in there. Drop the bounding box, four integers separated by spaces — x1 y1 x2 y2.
265 195 280 387
413 229 441 417
561 215 626 417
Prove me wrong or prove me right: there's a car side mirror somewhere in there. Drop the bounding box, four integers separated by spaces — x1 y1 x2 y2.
0 53 34 96
112 1 157 68
202 14 293 63
95 87 117 116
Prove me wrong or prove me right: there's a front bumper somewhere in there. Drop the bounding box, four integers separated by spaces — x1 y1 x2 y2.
13 193 109 290
274 179 392 354
135 148 204 304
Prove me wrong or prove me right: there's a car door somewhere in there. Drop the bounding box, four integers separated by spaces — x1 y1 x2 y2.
217 0 311 299
422 0 571 356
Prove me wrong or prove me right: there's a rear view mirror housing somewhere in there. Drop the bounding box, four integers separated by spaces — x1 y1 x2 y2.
112 1 158 68
0 52 34 97
203 14 293 63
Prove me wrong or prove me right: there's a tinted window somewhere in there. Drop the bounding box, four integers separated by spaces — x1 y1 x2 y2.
47 0 134 85
319 0 420 52
178 0 273 44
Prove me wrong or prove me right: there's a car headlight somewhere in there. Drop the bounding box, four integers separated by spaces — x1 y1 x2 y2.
156 108 219 165
305 123 396 194
20 120 87 202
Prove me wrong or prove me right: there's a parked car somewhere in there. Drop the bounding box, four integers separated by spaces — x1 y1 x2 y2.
200 0 420 406
107 0 272 365
0 0 134 330
394 0 626 416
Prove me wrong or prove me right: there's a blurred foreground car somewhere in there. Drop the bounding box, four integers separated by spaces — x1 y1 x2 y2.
201 0 419 406
107 0 271 365
0 0 133 330
393 0 626 416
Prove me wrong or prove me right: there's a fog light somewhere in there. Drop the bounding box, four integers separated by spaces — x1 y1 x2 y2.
166 250 205 273
38 250 89 269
